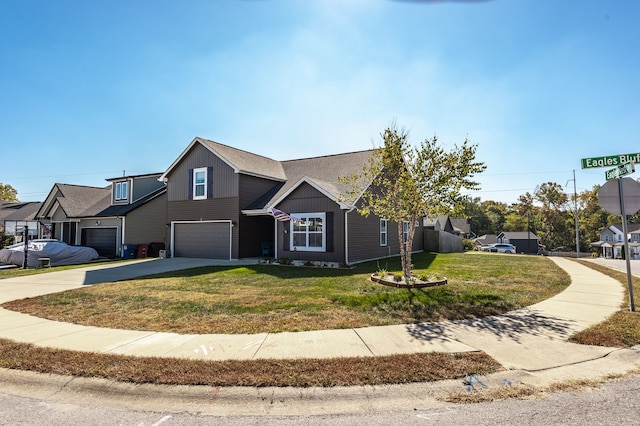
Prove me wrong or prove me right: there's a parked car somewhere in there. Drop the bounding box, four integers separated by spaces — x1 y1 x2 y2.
0 239 99 267
481 243 516 254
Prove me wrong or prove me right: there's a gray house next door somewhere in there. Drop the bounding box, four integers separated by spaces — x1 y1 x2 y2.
172 221 232 259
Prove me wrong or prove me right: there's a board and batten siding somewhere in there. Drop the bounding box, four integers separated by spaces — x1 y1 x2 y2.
276 183 345 263
166 143 239 202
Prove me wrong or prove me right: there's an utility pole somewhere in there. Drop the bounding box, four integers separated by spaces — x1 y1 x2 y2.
566 171 580 258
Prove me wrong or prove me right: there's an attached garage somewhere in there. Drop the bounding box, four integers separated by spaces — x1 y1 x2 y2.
172 221 232 259
81 227 117 258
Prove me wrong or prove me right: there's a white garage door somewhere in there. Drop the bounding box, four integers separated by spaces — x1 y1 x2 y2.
173 222 231 259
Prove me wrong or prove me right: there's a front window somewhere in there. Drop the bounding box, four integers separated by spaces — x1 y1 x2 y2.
402 221 409 244
193 167 207 200
380 219 387 246
115 181 128 201
291 213 325 252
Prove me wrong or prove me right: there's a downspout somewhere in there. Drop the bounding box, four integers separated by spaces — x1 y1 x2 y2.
120 217 125 257
345 207 355 265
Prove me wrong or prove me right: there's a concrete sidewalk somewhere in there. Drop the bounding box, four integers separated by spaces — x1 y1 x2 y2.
0 256 637 375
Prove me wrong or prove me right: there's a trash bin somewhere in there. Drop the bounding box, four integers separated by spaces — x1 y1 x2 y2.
148 242 165 257
136 244 148 258
122 244 137 259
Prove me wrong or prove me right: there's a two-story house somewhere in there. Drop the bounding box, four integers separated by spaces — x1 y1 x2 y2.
159 137 424 263
36 173 166 258
591 224 640 259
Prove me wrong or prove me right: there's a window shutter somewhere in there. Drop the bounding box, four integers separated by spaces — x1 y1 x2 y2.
188 169 193 200
207 166 213 199
326 212 333 252
283 221 290 252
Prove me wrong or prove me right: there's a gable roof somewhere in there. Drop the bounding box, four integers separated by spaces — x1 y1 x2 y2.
267 150 375 209
449 217 471 235
498 231 539 240
37 183 111 219
1 202 42 222
473 234 497 245
609 224 640 233
165 137 377 212
160 137 287 182
95 187 166 217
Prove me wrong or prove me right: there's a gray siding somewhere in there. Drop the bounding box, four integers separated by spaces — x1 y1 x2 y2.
131 176 164 202
125 193 167 245
276 183 344 263
348 211 424 264
166 143 238 201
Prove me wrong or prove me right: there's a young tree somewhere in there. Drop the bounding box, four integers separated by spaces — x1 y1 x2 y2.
0 183 18 202
343 125 485 279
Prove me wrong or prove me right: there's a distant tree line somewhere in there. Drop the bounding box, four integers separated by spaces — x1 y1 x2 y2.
456 182 634 253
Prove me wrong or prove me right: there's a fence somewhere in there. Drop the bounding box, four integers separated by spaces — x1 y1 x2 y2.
424 230 463 253
539 250 593 258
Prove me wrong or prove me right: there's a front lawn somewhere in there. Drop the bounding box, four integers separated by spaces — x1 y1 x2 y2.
3 252 569 334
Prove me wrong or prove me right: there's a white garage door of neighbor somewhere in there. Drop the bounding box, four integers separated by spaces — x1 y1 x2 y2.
173 222 231 259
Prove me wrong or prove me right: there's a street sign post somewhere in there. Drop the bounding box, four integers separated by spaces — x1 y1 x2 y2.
581 153 640 169
597 178 640 312
606 162 635 181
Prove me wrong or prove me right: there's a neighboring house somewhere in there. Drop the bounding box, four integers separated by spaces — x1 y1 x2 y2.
424 216 454 234
473 234 497 248
497 231 539 254
1 201 43 244
424 216 472 238
590 224 640 259
159 137 424 263
36 173 167 258
423 215 470 253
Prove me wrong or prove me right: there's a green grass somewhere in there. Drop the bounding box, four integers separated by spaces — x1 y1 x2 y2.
6 252 631 389
0 259 130 279
3 252 569 334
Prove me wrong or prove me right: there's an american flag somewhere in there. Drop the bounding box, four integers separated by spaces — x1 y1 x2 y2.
271 208 292 222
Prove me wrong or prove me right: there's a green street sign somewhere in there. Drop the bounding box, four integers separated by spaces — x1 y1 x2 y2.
581 153 640 169
606 162 635 181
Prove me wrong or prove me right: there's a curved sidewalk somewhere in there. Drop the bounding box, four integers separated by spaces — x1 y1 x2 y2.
0 257 633 373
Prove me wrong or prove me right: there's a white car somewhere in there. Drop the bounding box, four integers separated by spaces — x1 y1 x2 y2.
481 243 516 254
0 239 99 267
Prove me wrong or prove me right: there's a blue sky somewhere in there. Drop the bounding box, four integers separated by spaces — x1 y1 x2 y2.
1 0 638 205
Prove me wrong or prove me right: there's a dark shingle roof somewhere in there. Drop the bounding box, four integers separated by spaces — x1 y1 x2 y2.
54 184 111 218
166 137 377 210
1 202 42 221
197 138 287 181
95 187 166 217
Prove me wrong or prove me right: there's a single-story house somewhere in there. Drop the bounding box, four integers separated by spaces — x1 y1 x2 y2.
473 234 497 249
159 137 424 263
497 231 539 254
36 173 167 258
1 201 43 244
590 224 640 259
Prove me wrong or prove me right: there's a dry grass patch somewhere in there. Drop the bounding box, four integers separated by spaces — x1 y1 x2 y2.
0 338 501 387
2 253 569 334
440 382 544 404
